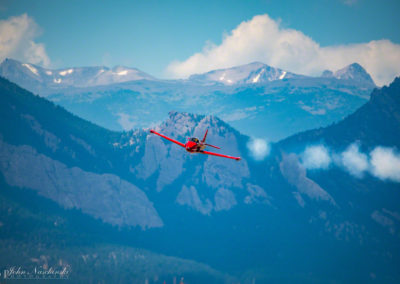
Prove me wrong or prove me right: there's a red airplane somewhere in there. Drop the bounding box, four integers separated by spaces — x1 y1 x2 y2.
149 129 241 161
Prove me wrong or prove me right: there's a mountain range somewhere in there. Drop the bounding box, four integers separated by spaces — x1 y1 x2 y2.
0 59 376 141
0 58 155 91
188 61 303 84
0 73 399 283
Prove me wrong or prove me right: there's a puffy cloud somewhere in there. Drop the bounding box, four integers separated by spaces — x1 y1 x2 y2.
247 138 270 161
341 143 369 178
0 14 50 66
301 145 331 170
166 14 400 86
299 143 400 183
370 147 400 182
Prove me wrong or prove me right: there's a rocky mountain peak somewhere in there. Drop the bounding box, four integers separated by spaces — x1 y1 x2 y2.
160 111 232 139
188 61 300 85
322 62 375 86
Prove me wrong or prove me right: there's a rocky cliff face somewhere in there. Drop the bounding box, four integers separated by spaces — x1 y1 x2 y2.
0 138 162 228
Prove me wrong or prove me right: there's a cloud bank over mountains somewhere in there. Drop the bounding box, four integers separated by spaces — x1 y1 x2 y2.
0 14 50 67
301 144 400 183
167 14 400 86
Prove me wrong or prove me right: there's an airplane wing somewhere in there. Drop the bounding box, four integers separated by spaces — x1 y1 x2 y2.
200 150 241 161
149 130 185 148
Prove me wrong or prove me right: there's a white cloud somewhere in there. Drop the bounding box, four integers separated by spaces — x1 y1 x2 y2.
301 145 331 170
370 147 400 182
247 138 270 161
166 14 400 86
0 14 50 66
299 143 400 183
341 143 369 178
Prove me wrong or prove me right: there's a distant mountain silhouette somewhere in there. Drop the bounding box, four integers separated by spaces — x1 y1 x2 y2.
0 58 375 141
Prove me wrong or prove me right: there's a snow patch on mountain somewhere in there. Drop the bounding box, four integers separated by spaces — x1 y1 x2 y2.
116 70 128 76
22 63 38 75
252 69 264 83
59 69 74 76
189 62 302 85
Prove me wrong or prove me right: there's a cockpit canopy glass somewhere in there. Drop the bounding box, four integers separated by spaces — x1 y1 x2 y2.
190 137 199 143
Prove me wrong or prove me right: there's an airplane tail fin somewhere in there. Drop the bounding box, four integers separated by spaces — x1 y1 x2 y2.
202 129 221 149
201 129 208 143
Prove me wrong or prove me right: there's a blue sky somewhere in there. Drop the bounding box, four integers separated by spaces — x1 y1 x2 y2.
0 0 399 84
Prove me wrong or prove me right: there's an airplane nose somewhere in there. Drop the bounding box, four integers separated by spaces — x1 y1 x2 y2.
185 141 197 152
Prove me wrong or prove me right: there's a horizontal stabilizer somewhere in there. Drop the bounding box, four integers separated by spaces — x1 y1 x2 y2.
205 143 221 149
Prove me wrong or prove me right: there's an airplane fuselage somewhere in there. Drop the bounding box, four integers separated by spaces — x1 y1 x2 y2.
185 138 206 153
